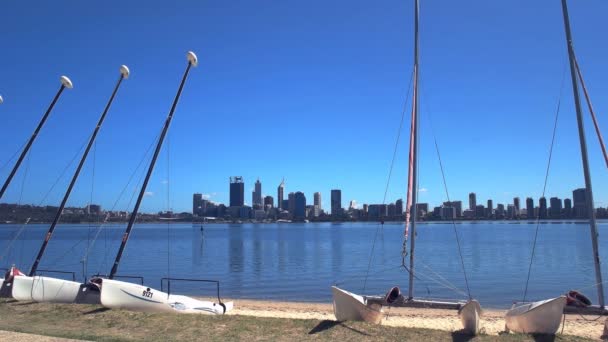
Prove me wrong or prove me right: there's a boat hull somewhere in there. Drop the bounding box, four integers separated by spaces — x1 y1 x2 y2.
99 278 233 315
459 299 481 335
505 296 566 334
331 286 383 324
12 276 100 304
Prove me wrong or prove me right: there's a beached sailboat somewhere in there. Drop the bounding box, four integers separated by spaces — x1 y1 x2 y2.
504 0 607 334
0 76 73 298
89 51 233 315
11 65 129 304
331 0 481 335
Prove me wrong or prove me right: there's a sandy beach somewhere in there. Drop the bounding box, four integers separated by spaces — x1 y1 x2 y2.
228 299 607 340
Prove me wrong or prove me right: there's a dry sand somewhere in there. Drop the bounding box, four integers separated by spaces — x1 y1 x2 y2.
226 299 608 340
0 330 86 342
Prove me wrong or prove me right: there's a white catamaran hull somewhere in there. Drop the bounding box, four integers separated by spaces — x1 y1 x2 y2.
459 299 482 335
99 278 233 315
331 286 383 324
12 276 99 304
505 296 566 334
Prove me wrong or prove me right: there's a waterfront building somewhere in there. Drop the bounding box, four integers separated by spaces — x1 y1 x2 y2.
539 197 548 219
294 192 306 220
507 204 515 219
387 203 396 217
564 198 572 218
253 209 266 220
475 205 485 218
469 193 476 211
277 179 285 210
349 200 358 210
252 178 262 208
264 195 274 208
441 206 455 220
229 176 245 207
496 203 505 218
526 197 534 219
395 199 403 216
282 199 289 211
513 197 520 217
288 192 295 215
314 192 322 210
443 201 462 217
550 197 562 218
463 209 474 219
573 188 587 218
368 204 387 219
486 199 493 218
331 189 342 216
193 193 203 216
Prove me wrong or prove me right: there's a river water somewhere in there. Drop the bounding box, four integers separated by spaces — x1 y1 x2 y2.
1 221 606 308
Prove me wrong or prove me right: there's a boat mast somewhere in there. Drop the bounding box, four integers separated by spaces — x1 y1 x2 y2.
560 0 605 308
108 52 198 279
0 76 73 200
29 66 129 277
407 0 420 300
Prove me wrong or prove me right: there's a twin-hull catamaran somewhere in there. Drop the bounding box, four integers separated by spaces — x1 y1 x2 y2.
9 65 129 304
505 0 607 335
88 51 233 315
0 75 73 299
331 0 481 335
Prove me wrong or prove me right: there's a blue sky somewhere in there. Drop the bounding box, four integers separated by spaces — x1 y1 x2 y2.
1 0 608 213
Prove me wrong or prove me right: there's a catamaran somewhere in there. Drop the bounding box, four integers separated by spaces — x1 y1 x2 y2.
11 65 129 304
0 75 73 298
504 0 607 335
89 51 233 315
331 0 481 335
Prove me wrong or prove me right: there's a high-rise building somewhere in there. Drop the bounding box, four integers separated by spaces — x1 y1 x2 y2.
252 178 262 207
415 203 429 218
264 195 274 208
469 193 477 211
496 203 505 218
395 199 404 216
277 179 285 210
288 192 296 214
229 177 244 207
564 198 572 218
443 201 462 217
539 197 548 219
331 189 342 216
314 192 322 209
294 192 306 220
507 204 516 219
549 197 562 218
475 204 485 218
513 197 520 217
193 193 203 216
573 188 587 218
487 199 493 217
387 203 396 217
441 206 455 220
349 200 358 210
526 198 534 219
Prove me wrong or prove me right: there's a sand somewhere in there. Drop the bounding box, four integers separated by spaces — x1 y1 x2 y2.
0 330 86 342
226 299 608 340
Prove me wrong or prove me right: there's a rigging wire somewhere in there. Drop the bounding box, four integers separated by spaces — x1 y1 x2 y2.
417 83 472 299
361 67 414 293
0 139 28 174
522 63 568 303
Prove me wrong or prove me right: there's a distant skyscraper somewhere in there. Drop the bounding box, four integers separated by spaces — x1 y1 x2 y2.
513 197 520 217
288 192 295 214
277 179 285 210
314 192 322 209
539 197 548 219
193 193 203 216
526 197 534 219
443 201 462 217
564 198 572 218
469 193 477 211
395 199 404 216
349 200 357 210
331 189 342 216
496 203 505 218
252 178 262 207
475 204 485 218
229 177 244 207
294 192 306 220
264 195 274 208
507 204 516 219
549 197 562 218
487 199 493 217
573 188 587 218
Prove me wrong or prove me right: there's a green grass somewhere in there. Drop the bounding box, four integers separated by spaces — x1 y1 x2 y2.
0 299 592 341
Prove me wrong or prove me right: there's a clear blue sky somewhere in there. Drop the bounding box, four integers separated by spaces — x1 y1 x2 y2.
1 0 608 213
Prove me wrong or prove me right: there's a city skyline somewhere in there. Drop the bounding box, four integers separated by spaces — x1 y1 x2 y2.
1 1 608 213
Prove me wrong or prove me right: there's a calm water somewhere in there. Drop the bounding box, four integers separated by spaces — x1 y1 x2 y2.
1 221 606 308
